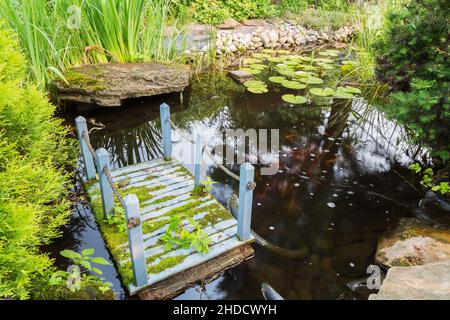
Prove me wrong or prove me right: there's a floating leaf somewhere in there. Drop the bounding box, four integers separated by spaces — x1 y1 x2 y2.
282 80 307 90
334 90 354 99
315 58 334 64
249 63 268 70
337 86 362 94
269 76 286 83
299 76 324 84
282 94 307 104
247 86 268 94
299 56 313 62
243 58 262 64
317 63 334 70
240 67 261 75
276 68 295 76
309 87 335 97
267 56 284 63
252 53 270 59
243 80 265 87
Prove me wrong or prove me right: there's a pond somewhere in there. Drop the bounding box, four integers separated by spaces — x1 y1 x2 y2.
53 49 443 300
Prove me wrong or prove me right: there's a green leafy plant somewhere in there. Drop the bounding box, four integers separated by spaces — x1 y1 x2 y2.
0 24 75 300
375 0 450 160
49 249 113 294
103 207 127 233
160 215 212 254
201 177 218 192
409 163 449 195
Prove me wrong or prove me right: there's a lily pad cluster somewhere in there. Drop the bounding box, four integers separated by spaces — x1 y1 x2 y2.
238 48 363 105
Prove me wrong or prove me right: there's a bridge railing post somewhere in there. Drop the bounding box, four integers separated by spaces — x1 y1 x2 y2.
237 163 255 241
96 148 115 217
194 133 203 186
124 194 148 288
160 103 172 160
75 116 96 180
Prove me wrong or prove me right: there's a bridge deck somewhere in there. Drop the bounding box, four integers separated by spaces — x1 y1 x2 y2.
86 157 253 296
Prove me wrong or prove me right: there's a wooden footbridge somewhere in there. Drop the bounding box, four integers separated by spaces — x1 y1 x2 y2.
75 104 255 299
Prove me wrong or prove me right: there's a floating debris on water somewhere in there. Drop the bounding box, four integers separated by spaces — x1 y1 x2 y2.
294 183 300 187
349 262 355 268
269 226 275 231
327 202 336 208
332 194 338 198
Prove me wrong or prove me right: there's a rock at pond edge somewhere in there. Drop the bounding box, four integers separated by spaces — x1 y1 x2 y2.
51 62 191 109
375 217 450 268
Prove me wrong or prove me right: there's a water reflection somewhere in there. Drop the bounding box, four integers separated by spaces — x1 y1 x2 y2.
62 74 436 300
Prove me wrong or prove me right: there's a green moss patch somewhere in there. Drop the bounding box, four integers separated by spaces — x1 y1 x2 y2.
64 70 106 92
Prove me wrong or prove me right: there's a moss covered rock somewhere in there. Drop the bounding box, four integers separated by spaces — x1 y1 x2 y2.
375 218 450 268
51 63 191 109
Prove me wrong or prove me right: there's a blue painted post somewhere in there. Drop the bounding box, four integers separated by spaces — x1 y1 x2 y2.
95 148 115 217
124 194 148 288
160 103 172 160
237 163 255 241
75 116 96 180
194 133 203 186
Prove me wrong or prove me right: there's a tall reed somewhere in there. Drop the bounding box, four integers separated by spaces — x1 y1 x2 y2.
0 0 185 90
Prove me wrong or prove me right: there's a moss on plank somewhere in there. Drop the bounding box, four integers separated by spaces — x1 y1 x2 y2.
147 255 188 274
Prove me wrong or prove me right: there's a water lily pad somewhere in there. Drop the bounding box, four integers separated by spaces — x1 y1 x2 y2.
269 76 286 84
334 90 354 99
244 58 262 64
309 87 335 97
243 80 265 88
337 86 361 94
277 68 295 76
315 58 334 64
247 86 268 94
262 49 276 54
319 50 339 57
281 80 307 90
252 53 270 59
240 67 261 75
282 94 307 104
298 65 317 71
299 76 324 84
267 56 284 63
317 63 334 70
250 63 268 70
299 56 313 62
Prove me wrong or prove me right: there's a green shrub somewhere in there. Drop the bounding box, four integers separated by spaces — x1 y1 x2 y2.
374 0 450 160
0 23 74 299
279 0 308 14
178 0 277 25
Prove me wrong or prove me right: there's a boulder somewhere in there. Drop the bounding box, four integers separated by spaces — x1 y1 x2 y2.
369 260 450 300
51 63 191 109
228 70 253 84
375 218 450 267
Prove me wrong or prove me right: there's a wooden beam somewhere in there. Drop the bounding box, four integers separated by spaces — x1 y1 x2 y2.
137 244 255 300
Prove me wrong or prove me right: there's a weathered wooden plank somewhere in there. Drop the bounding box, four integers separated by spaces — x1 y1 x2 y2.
137 244 255 300
111 158 171 177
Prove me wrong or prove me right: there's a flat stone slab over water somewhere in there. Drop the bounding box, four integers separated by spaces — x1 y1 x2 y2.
52 63 191 109
86 158 253 297
369 260 450 300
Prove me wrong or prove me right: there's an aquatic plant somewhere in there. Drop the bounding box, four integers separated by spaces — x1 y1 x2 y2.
160 215 212 254
237 48 363 104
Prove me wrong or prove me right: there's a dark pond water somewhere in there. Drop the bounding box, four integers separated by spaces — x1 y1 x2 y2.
54 71 442 300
